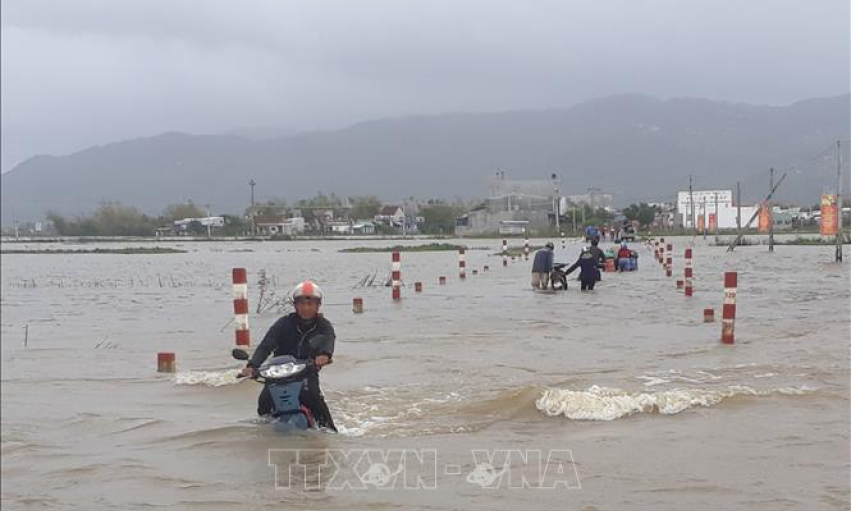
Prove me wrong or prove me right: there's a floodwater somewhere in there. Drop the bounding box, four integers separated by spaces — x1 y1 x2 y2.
1 236 849 510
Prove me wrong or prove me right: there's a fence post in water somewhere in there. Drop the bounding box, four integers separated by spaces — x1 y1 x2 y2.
684 249 694 297
524 235 530 261
353 297 364 313
232 268 250 346
439 276 446 285
157 352 176 373
391 251 401 300
458 248 467 279
659 240 665 266
721 272 737 344
704 308 715 322
561 233 566 250
502 239 508 267
415 282 423 293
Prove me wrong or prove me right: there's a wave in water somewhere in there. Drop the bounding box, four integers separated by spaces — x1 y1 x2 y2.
173 369 242 387
536 384 816 421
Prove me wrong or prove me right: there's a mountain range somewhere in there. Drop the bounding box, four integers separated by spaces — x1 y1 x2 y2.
2 93 848 224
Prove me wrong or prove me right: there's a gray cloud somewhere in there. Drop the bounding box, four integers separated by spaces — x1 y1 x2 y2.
2 0 849 171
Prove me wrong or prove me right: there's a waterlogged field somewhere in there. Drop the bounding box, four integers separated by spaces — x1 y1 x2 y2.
1 236 848 510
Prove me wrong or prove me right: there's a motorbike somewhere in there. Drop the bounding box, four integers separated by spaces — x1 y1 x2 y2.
233 348 318 431
549 263 569 290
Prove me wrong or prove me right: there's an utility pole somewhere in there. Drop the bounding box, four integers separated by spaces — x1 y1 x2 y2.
768 167 775 252
205 204 212 237
714 192 719 245
736 181 742 237
728 172 787 251
249 179 256 236
572 204 577 233
702 196 707 240
552 173 560 233
689 175 695 233
837 140 844 262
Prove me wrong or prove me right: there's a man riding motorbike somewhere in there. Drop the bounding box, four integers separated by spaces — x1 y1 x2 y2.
239 280 337 431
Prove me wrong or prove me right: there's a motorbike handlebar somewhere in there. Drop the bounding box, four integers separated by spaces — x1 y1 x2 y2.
235 358 330 380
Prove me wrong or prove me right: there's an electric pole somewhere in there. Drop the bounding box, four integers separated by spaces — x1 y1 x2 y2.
714 192 719 245
768 167 775 252
552 173 560 232
689 175 695 233
249 179 256 236
572 204 577 233
736 181 742 237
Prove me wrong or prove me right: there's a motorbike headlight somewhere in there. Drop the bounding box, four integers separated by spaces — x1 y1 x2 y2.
260 362 307 379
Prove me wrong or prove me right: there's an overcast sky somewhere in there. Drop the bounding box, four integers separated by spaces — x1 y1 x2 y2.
2 0 849 171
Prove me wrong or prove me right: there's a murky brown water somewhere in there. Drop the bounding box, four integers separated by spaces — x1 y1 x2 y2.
2 236 849 510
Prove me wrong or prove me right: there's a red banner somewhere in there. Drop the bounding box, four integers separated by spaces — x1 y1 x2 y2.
821 194 838 236
758 204 771 233
709 213 717 232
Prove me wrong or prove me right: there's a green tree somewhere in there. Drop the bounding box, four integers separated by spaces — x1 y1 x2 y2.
622 203 659 227
162 201 206 221
47 202 155 236
249 199 288 218
349 196 382 220
46 211 72 235
297 192 343 209
420 204 459 235
220 215 248 236
92 202 155 236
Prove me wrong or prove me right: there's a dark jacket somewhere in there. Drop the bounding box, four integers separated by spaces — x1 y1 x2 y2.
531 248 554 273
588 246 606 265
248 313 335 368
566 252 604 281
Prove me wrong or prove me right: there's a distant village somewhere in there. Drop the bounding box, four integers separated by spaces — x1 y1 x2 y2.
3 172 845 239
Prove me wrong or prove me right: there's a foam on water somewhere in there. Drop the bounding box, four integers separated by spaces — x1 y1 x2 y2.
536 384 817 421
173 369 243 387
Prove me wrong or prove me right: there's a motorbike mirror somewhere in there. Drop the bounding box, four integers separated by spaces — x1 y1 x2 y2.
232 348 249 361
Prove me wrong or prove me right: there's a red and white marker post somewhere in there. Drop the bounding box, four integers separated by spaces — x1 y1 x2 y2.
684 249 693 297
721 272 737 344
502 239 508 267
524 235 530 261
157 352 176 373
665 243 673 277
391 251 401 300
459 248 467 279
232 268 250 346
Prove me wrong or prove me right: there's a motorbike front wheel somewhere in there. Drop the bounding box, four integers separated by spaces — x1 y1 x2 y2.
550 273 568 290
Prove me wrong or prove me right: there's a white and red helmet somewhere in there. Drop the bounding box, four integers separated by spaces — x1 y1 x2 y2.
291 280 323 303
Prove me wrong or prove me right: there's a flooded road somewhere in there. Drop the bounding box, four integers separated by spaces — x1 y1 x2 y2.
2 237 849 510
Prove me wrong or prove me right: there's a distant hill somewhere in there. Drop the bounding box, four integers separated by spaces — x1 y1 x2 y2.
2 93 848 223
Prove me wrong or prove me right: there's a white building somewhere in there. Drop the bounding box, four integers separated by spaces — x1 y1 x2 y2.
174 216 225 229
254 216 305 236
676 190 758 229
